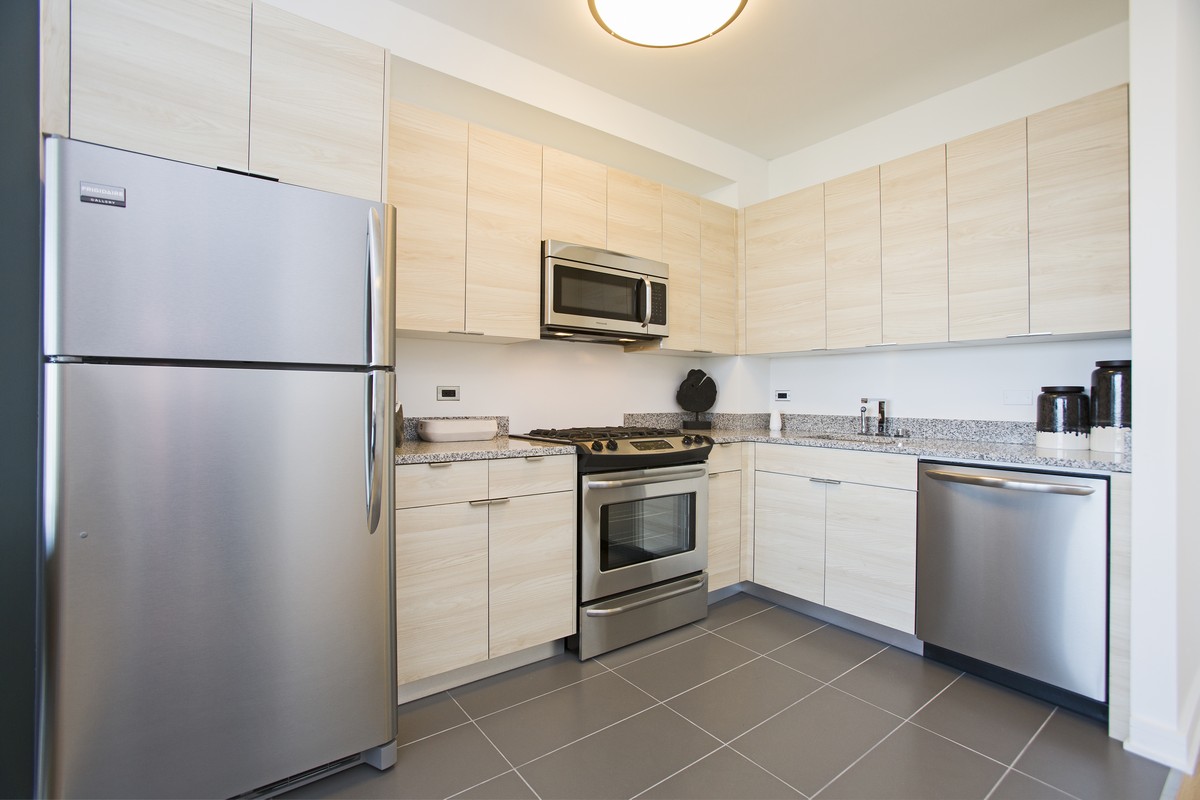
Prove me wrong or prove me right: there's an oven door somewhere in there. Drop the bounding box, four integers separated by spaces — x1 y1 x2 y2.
580 463 708 603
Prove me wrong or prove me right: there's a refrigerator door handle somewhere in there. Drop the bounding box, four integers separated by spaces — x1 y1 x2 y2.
366 371 386 534
366 206 395 368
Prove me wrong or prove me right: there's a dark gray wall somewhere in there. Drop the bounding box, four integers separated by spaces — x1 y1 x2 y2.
1 1 43 797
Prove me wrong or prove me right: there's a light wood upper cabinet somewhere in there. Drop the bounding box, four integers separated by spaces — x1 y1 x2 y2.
881 146 949 345
248 3 386 201
607 169 663 261
542 148 607 249
701 199 738 354
947 119 1030 340
389 103 468 334
69 0 252 170
825 167 883 349
466 126 543 340
744 185 826 354
662 187 703 352
1028 85 1130 335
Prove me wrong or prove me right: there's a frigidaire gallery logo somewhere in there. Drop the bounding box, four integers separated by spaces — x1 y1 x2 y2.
79 181 126 208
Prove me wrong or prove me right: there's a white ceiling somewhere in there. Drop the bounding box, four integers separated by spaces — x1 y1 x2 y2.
385 0 1127 161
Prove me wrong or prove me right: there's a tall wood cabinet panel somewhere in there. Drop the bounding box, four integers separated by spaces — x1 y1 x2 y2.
1028 85 1130 335
388 103 468 333
707 443 743 591
701 199 738 354
607 169 663 261
824 482 917 633
947 119 1029 340
489 491 576 658
69 0 252 170
662 187 703 352
466 127 543 340
881 146 949 345
753 470 824 604
825 167 883 349
542 148 607 249
394 502 489 685
744 185 826 353
249 3 386 201
40 0 71 137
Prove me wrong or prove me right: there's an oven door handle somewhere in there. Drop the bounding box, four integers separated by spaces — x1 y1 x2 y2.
584 575 707 618
586 466 706 490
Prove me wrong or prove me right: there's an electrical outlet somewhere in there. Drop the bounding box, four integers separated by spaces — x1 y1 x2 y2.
774 390 791 401
436 385 460 401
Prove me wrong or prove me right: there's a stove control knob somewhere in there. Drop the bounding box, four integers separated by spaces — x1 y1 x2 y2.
701 435 713 445
682 435 693 445
590 440 603 452
605 439 618 451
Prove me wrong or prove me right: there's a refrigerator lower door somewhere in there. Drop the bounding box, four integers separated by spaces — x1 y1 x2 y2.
41 363 396 799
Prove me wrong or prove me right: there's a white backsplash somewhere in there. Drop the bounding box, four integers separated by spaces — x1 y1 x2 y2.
395 334 1132 430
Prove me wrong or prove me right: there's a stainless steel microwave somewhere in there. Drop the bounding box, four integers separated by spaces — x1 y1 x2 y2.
541 240 669 343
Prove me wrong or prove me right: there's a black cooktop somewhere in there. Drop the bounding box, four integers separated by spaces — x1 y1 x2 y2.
526 426 682 442
514 426 713 472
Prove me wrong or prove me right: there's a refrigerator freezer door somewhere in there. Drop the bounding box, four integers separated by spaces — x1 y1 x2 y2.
43 137 394 367
42 363 396 799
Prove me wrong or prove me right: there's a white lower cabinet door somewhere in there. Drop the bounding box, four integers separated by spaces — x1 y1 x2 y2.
753 471 824 604
488 491 576 658
824 482 917 633
394 503 489 684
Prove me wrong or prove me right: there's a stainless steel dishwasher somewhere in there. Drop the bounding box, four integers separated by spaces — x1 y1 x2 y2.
916 461 1108 717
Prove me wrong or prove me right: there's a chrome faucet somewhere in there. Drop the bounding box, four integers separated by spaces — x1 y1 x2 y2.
859 398 869 434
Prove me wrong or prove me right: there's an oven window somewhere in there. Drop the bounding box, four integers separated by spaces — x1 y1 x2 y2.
554 265 640 322
600 493 695 570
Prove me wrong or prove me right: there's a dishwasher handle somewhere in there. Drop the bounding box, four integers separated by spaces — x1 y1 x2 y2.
925 469 1096 496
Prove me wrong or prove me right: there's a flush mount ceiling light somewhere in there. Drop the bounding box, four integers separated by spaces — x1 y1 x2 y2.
589 0 747 48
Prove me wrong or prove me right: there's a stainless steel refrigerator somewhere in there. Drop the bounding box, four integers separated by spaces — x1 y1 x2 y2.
39 137 397 798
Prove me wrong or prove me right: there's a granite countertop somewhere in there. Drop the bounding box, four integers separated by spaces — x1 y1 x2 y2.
396 429 1130 473
394 436 574 465
708 428 1131 473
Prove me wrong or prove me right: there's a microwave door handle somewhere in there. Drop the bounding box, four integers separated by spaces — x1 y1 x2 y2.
640 276 652 327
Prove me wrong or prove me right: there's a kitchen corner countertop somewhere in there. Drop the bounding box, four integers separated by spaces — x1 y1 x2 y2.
394 436 575 465
395 430 1130 473
708 428 1131 473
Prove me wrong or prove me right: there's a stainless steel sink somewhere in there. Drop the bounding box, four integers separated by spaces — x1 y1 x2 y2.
807 433 907 446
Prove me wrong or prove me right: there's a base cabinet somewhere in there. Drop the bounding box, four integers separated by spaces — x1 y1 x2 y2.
753 444 917 633
706 443 743 590
394 455 575 685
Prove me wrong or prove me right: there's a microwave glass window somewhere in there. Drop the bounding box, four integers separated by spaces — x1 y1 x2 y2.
599 493 695 571
554 265 640 322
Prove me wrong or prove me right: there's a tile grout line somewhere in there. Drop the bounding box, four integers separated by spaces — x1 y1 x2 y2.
982 708 1088 800
808 671 967 798
443 692 544 800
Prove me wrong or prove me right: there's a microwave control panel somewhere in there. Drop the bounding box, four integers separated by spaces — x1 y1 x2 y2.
650 282 667 325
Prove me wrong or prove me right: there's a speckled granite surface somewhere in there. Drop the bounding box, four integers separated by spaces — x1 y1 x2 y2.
398 413 1130 472
394 436 573 465
400 415 509 442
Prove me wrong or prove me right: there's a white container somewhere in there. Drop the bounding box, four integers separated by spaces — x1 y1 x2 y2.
769 410 782 433
417 418 498 442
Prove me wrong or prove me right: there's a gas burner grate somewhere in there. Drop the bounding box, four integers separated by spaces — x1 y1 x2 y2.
527 426 681 442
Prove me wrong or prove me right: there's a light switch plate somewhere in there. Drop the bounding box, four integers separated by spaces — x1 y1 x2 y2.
437 385 460 401
774 390 791 401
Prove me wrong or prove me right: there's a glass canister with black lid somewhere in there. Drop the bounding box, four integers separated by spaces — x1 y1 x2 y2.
1090 359 1131 453
1036 386 1090 450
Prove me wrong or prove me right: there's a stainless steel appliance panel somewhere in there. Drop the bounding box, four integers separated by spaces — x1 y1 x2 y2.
916 463 1108 701
42 363 396 798
576 573 708 661
43 137 394 367
580 463 708 602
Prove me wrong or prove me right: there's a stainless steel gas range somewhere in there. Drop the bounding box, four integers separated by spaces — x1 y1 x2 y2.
513 426 713 659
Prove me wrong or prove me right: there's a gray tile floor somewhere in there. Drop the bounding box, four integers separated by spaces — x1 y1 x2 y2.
284 593 1169 800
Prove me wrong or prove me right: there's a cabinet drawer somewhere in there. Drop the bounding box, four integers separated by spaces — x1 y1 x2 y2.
755 443 916 490
707 442 742 474
489 454 574 498
395 460 488 508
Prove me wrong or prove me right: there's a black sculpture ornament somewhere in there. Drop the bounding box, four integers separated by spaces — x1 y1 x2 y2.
676 369 717 430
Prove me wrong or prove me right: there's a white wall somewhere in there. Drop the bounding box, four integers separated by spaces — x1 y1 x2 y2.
395 337 708 433
1127 0 1200 772
769 338 1131 421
